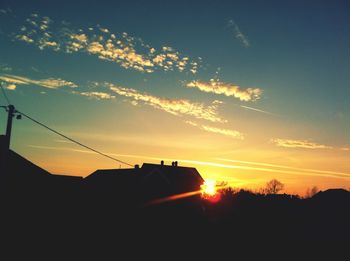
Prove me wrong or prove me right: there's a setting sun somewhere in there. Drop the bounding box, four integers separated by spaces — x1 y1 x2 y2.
201 179 217 197
201 179 221 203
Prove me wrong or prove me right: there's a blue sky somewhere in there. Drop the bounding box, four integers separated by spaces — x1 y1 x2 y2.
1 0 349 194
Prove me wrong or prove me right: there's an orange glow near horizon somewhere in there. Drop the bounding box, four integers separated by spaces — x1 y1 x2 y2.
201 179 221 203
17 134 350 197
201 179 217 196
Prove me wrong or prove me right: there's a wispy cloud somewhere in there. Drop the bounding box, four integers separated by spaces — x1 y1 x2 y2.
104 82 226 123
15 14 60 51
84 38 155 72
0 74 77 89
227 19 250 47
179 159 350 180
28 144 93 155
16 34 34 43
201 125 244 139
54 139 74 144
185 120 244 139
12 14 200 74
28 144 350 180
4 83 16 90
216 158 350 179
271 138 332 149
0 8 12 15
0 64 12 72
186 79 262 101
77 91 115 100
164 158 350 180
240 105 274 115
184 120 199 127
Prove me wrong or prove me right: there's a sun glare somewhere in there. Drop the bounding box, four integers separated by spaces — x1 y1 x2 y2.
201 179 217 196
201 179 221 203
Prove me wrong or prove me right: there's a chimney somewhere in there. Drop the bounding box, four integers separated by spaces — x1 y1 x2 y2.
174 161 178 167
134 164 139 169
161 160 164 166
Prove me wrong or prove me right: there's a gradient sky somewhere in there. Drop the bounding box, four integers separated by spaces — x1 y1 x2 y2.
1 0 349 195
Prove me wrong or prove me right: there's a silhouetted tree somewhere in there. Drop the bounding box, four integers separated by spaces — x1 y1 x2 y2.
263 179 284 194
257 187 266 195
216 181 228 188
220 187 237 200
305 186 319 198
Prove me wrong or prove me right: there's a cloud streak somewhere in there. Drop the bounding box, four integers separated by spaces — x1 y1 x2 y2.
77 91 115 100
5 84 16 90
177 159 350 180
0 82 17 90
240 105 274 115
216 158 350 179
13 14 200 74
228 19 250 47
15 14 60 51
186 79 262 101
185 121 244 139
201 125 244 139
28 145 350 180
0 8 12 15
0 74 77 89
271 138 332 149
104 82 226 122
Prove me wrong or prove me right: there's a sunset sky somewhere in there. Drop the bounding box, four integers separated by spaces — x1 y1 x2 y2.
0 0 349 195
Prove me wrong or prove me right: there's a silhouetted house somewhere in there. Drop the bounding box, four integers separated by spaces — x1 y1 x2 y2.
1 147 82 199
141 163 203 193
312 189 350 200
86 162 204 203
1 149 52 182
310 188 350 207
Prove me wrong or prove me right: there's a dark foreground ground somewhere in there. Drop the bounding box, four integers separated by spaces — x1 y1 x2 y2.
1 176 349 256
1 148 349 257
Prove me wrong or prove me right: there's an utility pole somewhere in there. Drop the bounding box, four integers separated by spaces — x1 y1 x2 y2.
1 105 20 152
5 105 15 150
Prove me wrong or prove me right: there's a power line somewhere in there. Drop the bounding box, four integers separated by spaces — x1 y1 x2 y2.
0 82 11 105
17 110 134 167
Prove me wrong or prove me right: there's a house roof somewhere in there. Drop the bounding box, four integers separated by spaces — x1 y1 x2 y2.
1 150 85 190
86 162 204 193
141 163 203 189
88 168 141 178
2 148 204 200
2 149 52 179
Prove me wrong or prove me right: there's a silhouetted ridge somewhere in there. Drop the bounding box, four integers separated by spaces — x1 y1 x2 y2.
1 150 350 247
312 188 350 200
3 149 51 177
85 162 204 206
